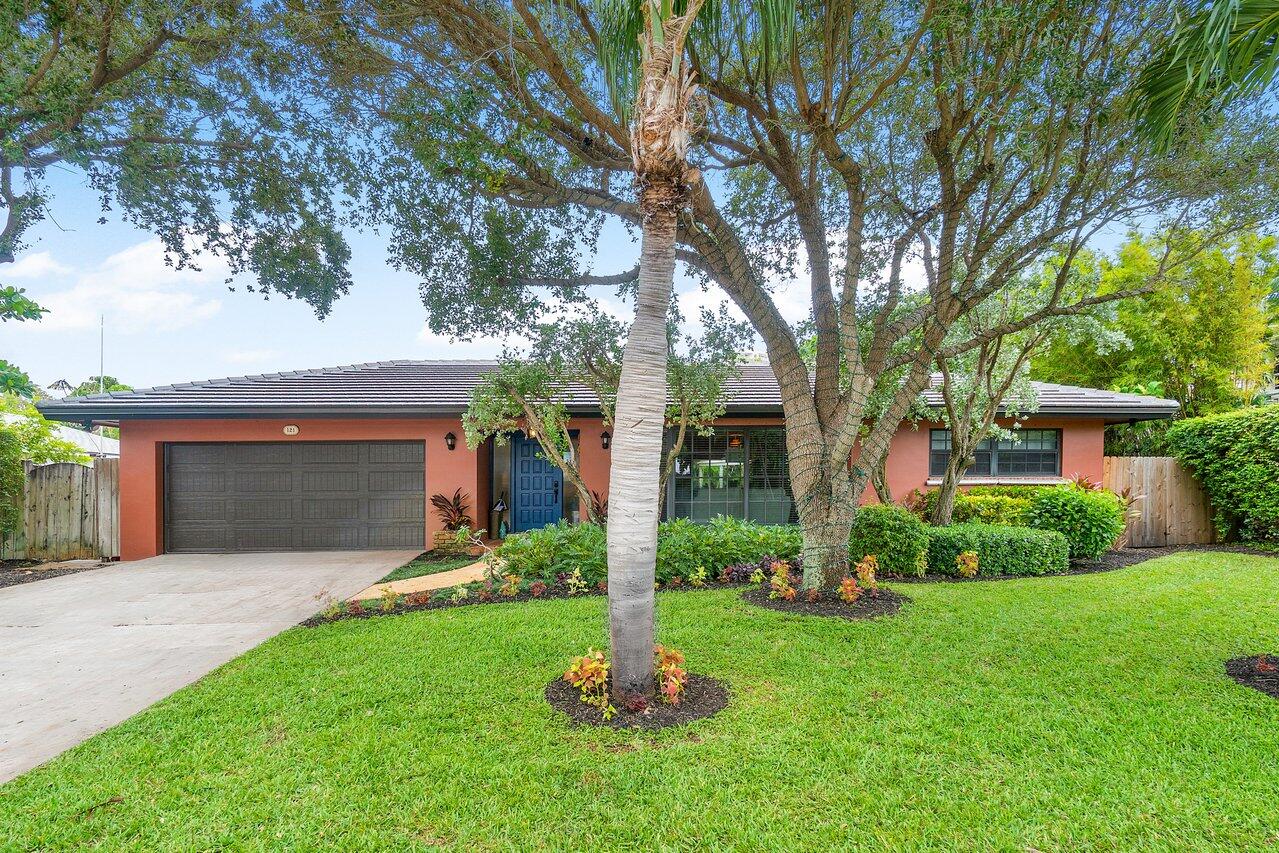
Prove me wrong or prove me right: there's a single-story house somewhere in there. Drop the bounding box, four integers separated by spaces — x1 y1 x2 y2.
37 360 1177 561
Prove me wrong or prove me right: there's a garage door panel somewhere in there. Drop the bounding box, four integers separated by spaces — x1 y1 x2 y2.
369 495 423 520
165 441 425 553
369 470 423 492
301 471 360 492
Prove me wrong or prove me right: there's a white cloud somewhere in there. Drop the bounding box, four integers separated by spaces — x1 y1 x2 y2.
29 239 226 333
7 251 71 280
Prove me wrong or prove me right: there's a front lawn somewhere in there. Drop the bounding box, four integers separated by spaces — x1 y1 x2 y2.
5 552 1279 849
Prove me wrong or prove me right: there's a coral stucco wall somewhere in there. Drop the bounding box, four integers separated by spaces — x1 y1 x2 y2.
871 418 1106 503
117 415 1106 560
118 418 487 561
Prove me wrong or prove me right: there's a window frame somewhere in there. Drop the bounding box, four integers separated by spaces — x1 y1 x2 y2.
928 427 1062 478
663 426 794 524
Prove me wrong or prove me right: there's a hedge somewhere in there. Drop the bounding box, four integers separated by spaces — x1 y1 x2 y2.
915 487 1041 525
850 503 930 577
926 524 1070 576
1024 485 1126 559
1167 405 1279 541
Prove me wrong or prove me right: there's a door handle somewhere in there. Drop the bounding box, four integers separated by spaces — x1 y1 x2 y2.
552 481 560 503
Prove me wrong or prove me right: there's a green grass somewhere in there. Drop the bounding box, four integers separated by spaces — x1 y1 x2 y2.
377 552 476 583
4 552 1279 850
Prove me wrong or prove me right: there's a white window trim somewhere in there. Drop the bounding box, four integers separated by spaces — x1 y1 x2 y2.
924 476 1069 487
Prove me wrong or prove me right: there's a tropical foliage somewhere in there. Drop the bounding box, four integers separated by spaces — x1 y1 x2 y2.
1167 404 1279 540
1032 231 1276 416
925 524 1071 577
1024 486 1128 560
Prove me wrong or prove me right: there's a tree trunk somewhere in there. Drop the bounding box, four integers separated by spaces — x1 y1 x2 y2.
930 445 975 526
607 183 679 707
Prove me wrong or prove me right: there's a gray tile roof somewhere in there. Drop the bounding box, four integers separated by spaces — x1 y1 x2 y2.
37 359 1179 423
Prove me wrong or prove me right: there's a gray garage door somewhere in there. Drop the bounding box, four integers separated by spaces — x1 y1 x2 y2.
165 442 425 552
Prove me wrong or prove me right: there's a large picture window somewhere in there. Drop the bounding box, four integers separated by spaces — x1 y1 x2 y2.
929 428 1061 478
666 427 795 524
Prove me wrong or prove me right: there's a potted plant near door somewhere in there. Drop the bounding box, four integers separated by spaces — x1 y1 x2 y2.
430 489 474 554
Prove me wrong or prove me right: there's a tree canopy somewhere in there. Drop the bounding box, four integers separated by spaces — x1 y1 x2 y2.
1032 230 1276 417
2 0 358 313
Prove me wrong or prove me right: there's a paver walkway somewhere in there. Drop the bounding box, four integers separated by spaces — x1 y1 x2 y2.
349 560 489 601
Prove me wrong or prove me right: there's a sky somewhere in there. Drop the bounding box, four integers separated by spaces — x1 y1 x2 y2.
1 167 826 393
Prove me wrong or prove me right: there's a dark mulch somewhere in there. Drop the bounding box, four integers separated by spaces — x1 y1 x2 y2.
741 586 906 620
1225 655 1279 700
0 561 104 589
890 543 1279 585
545 674 729 730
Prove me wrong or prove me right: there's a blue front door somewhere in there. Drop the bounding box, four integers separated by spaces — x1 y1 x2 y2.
512 433 563 532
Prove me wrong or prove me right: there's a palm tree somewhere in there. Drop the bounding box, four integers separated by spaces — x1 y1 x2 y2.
1136 0 1279 151
597 0 792 706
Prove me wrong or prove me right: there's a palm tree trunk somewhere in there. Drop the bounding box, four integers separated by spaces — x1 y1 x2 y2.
607 181 680 707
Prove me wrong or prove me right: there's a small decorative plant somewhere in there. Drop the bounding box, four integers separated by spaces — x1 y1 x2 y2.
768 560 796 601
317 593 344 619
430 488 474 530
379 587 400 613
499 574 522 597
596 580 608 593
564 568 589 595
406 591 432 607
529 580 547 598
655 645 688 705
476 581 494 602
956 550 979 578
805 587 821 603
854 554 879 594
838 576 862 604
1257 655 1277 674
749 567 767 584
564 649 614 719
448 585 470 604
688 566 708 587
347 599 365 616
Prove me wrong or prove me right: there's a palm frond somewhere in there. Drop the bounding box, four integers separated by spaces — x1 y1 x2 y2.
1135 0 1279 152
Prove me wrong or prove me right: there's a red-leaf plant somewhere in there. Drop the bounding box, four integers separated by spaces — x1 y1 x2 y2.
429 488 474 531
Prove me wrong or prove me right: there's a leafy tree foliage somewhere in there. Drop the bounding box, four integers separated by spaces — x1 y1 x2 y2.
0 286 45 322
70 376 131 397
0 359 37 398
1032 231 1276 416
463 306 746 525
2 0 356 313
0 394 88 464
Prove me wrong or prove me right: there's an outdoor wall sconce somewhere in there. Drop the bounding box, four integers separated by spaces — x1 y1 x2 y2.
600 430 611 450
444 432 457 451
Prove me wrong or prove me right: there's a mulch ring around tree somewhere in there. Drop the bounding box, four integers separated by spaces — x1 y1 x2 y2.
741 585 907 620
1225 655 1279 700
545 674 729 730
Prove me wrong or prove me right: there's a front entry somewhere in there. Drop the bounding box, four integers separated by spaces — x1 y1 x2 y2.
511 433 563 532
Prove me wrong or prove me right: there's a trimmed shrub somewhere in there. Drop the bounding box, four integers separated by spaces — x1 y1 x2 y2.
954 494 1030 526
496 520 608 585
497 516 802 586
1167 405 1279 541
850 503 930 577
0 426 22 540
914 487 1039 525
1024 486 1126 559
926 524 1070 576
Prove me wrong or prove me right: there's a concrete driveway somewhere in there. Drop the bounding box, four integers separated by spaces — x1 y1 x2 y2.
0 550 417 785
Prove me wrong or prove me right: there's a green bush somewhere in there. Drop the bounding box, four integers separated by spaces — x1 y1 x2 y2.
495 520 608 584
850 503 930 577
914 487 1040 525
953 494 1030 525
926 524 1070 576
497 516 802 585
0 426 22 540
1024 486 1126 559
1166 405 1279 541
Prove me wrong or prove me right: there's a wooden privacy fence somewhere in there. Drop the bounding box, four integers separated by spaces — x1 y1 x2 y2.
1102 456 1214 547
1 459 120 561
